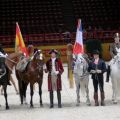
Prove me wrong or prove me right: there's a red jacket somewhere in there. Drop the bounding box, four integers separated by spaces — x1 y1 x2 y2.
46 58 64 91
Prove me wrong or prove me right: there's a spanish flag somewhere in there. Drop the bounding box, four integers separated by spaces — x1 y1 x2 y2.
15 22 29 57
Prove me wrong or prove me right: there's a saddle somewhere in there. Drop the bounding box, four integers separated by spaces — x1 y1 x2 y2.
16 57 29 72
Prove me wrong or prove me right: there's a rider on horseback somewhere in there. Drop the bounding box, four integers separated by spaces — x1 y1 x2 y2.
0 44 10 85
0 44 8 58
16 45 34 72
106 33 120 82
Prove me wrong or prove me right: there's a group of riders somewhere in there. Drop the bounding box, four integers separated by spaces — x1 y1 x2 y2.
0 32 120 108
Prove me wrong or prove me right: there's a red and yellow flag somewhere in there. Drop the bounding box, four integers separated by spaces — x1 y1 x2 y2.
15 22 29 57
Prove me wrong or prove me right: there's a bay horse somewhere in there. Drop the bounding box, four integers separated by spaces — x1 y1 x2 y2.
73 54 91 106
5 50 44 107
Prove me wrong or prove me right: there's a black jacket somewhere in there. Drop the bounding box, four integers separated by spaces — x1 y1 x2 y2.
88 58 106 80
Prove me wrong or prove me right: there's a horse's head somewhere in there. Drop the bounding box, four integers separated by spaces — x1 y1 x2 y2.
73 54 88 76
114 52 120 68
30 49 45 72
33 49 44 61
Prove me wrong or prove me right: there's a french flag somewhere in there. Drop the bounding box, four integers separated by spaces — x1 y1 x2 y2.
73 19 84 54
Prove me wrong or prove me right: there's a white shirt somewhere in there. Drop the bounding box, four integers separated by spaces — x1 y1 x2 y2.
52 58 56 72
94 58 99 65
0 52 7 58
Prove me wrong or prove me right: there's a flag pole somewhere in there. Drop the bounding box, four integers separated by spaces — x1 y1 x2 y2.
67 43 74 88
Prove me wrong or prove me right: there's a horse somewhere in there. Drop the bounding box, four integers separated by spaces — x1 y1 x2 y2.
110 50 120 104
6 50 44 107
0 57 10 109
0 52 21 110
73 54 91 106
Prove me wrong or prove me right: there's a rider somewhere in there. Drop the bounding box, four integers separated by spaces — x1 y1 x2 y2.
0 44 8 58
0 44 11 85
106 33 120 82
45 49 64 108
27 45 34 61
88 50 106 106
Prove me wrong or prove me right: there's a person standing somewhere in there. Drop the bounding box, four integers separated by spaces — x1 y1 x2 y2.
88 50 106 106
45 49 64 108
106 33 120 82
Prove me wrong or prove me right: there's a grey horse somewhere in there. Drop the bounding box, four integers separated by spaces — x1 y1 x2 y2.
73 54 91 106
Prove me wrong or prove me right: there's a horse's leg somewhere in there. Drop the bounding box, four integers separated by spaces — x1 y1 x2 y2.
23 82 28 104
85 80 91 106
76 84 80 106
112 79 118 104
39 82 43 107
10 75 19 94
111 78 116 103
75 77 80 106
30 83 34 108
3 85 9 109
111 78 115 101
18 80 24 104
1 86 4 95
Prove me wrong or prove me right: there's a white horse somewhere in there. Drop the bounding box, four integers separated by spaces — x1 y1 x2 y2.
73 54 91 106
110 50 120 104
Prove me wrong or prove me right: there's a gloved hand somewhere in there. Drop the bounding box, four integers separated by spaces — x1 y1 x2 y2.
55 71 59 75
96 69 102 73
113 55 117 59
90 70 96 74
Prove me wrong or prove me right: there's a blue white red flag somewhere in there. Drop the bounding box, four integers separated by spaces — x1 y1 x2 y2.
73 19 84 54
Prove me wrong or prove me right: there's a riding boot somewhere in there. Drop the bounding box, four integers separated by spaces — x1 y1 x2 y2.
57 91 62 108
101 92 105 106
106 65 110 82
94 92 99 106
49 91 54 108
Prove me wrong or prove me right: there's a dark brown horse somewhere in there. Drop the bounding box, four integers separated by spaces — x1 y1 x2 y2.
0 57 10 109
6 50 44 107
0 52 20 110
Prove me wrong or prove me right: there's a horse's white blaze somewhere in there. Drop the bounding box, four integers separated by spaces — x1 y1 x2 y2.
40 53 43 60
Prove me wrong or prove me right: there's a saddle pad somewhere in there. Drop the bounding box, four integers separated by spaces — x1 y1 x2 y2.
16 58 28 72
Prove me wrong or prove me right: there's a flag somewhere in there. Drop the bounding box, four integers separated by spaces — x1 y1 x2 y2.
15 22 29 57
73 19 84 54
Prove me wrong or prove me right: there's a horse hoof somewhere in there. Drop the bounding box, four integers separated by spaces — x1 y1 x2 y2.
87 103 91 106
40 104 43 107
112 98 114 101
24 102 28 105
76 103 80 106
21 103 23 106
6 106 9 110
113 101 117 104
30 105 34 108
